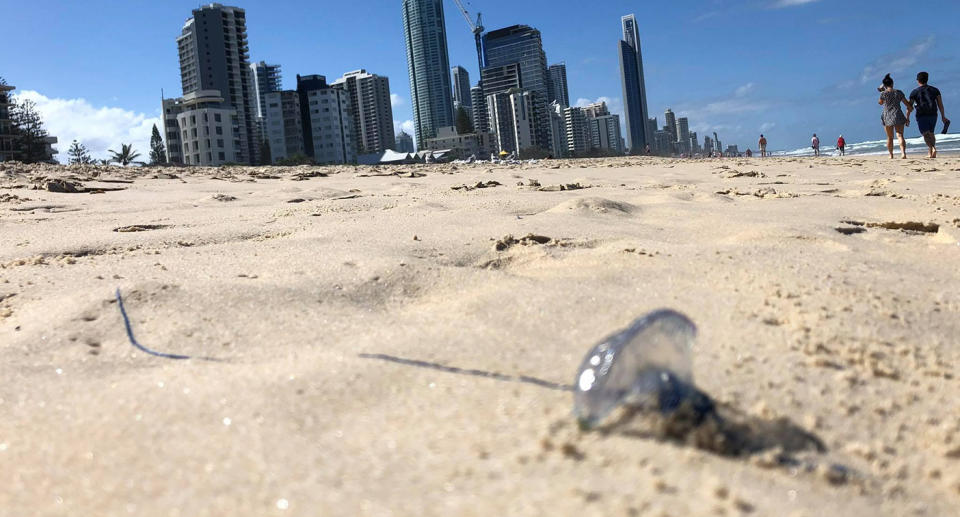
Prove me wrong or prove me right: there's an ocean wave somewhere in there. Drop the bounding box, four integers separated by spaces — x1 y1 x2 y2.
773 133 960 157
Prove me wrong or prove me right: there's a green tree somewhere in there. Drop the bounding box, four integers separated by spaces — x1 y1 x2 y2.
108 143 142 166
258 138 272 165
455 105 474 135
67 140 93 164
10 98 52 163
149 124 167 164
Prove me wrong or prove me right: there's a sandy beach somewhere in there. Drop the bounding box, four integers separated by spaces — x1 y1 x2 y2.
1 156 959 516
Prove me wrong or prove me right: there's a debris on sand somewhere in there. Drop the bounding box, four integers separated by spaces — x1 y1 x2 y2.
44 179 84 193
493 233 552 251
452 180 502 191
538 182 588 192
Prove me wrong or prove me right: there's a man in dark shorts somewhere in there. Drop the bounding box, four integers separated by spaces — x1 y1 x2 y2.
909 71 950 158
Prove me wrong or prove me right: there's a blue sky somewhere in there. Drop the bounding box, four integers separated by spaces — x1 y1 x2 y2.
3 0 958 160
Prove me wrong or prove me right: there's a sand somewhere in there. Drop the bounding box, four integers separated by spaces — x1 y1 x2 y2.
1 156 959 516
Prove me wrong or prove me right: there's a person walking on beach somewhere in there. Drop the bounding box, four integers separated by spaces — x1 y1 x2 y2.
908 71 950 158
878 73 912 159
837 135 846 156
811 134 820 157
758 134 767 157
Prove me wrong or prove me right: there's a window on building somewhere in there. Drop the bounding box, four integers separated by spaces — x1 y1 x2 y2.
219 152 225 161
208 152 213 162
214 113 221 122
216 126 222 135
190 115 196 125
203 113 208 122
206 139 211 149
194 154 200 163
217 139 224 148
204 127 209 136
182 130 188 139
191 128 197 138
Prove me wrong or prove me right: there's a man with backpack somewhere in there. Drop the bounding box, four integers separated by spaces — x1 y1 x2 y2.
909 71 950 158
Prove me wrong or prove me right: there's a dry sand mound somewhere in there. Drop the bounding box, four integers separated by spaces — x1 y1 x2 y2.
546 196 637 215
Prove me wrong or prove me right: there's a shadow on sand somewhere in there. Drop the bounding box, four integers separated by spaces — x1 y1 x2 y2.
358 353 829 463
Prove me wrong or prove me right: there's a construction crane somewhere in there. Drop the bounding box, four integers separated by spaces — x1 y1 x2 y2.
451 0 484 78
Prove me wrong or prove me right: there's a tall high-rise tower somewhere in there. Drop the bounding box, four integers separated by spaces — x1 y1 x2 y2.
250 61 282 119
675 116 690 153
482 25 552 153
402 0 455 144
177 4 258 164
332 70 396 155
547 63 569 107
451 66 472 110
483 25 549 99
618 13 650 153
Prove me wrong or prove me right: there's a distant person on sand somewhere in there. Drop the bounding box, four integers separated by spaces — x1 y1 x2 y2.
811 134 820 157
837 135 846 156
878 73 912 159
908 71 950 158
758 134 767 157
746 148 753 157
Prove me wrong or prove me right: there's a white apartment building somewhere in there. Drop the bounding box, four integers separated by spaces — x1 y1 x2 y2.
163 90 239 166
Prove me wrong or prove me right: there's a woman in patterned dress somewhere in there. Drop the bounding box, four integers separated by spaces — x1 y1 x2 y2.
878 74 913 159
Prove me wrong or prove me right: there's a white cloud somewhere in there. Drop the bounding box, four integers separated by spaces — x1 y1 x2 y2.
734 83 755 97
858 36 934 85
393 119 416 145
390 94 404 107
575 96 624 116
760 122 776 132
13 90 159 163
395 119 414 134
770 0 820 7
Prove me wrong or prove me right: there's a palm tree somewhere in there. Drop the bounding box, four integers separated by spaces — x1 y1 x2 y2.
107 143 142 166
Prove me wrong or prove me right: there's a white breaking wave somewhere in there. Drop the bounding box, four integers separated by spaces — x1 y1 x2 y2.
774 132 960 157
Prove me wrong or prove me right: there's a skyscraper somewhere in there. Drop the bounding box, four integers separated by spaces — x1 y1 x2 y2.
451 66 472 111
296 74 356 164
547 63 569 107
483 25 552 153
470 84 489 134
483 25 549 99
262 90 304 161
589 114 623 154
332 70 396 155
402 0 455 144
675 116 690 154
563 106 590 156
250 61 282 119
395 130 415 153
663 109 677 141
618 13 650 153
486 89 537 156
176 4 258 164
